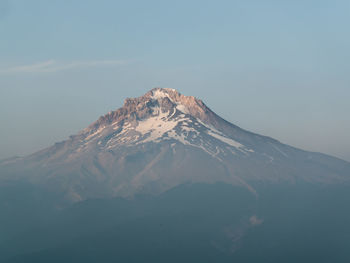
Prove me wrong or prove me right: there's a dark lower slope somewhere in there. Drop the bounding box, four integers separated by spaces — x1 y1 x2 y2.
0 182 65 243
1 183 350 263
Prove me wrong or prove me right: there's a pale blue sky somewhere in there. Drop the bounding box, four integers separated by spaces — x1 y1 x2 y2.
0 0 349 161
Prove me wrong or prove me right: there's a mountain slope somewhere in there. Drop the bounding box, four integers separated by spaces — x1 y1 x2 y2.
1 88 349 201
2 183 350 263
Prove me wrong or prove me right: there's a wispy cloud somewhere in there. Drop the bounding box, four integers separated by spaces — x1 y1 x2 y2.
0 59 127 74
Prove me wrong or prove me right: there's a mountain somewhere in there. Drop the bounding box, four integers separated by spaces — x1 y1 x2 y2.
1 88 349 202
1 88 350 263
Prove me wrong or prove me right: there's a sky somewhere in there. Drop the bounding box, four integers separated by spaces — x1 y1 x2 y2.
0 0 349 161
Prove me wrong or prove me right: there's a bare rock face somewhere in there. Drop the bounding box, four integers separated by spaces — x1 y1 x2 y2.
1 88 349 202
86 88 212 132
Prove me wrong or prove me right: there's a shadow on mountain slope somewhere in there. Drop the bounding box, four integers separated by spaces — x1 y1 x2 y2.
0 182 350 263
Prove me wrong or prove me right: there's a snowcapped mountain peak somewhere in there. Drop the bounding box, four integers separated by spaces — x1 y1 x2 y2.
2 88 349 201
77 88 251 158
87 88 212 134
149 87 176 100
133 87 204 115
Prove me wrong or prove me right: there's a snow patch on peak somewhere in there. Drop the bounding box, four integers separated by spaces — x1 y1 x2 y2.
135 110 179 143
150 88 190 115
85 126 106 141
197 119 254 152
151 89 171 100
207 130 243 149
176 104 189 114
150 88 178 101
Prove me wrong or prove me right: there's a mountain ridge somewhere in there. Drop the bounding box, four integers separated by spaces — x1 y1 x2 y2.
83 88 279 145
0 88 349 202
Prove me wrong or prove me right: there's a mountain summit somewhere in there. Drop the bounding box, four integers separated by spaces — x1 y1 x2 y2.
1 88 349 201
79 87 259 154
